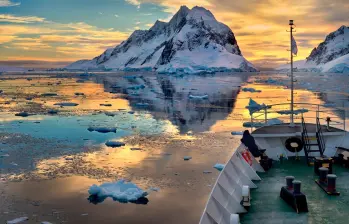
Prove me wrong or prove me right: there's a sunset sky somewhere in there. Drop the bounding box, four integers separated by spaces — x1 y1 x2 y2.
0 0 348 69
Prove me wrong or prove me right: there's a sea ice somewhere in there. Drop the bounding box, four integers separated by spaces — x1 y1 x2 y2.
88 180 148 203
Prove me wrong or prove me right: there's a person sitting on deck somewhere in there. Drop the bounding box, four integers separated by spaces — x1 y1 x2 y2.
241 130 262 158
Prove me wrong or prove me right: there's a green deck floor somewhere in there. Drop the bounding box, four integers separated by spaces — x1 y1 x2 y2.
240 159 349 224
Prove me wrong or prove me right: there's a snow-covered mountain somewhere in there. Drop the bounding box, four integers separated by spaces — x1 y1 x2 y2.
66 6 257 73
277 25 349 73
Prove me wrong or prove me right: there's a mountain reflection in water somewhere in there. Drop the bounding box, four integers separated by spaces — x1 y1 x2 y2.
93 73 248 133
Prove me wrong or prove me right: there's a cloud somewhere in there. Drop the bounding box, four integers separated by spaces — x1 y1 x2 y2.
0 14 45 23
0 0 20 7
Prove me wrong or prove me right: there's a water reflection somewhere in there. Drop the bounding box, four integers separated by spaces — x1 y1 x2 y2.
93 73 247 133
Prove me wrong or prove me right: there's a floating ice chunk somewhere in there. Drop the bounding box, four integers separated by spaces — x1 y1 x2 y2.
135 103 149 108
88 180 148 203
149 187 160 192
105 112 116 117
7 217 28 224
277 108 309 115
0 154 10 158
10 162 18 166
189 94 209 100
47 109 58 115
123 75 138 80
246 98 269 115
242 88 261 93
54 102 79 107
15 112 31 117
41 93 58 97
213 163 225 171
231 131 243 135
100 103 112 107
88 127 117 133
183 156 192 161
105 141 125 148
127 85 145 90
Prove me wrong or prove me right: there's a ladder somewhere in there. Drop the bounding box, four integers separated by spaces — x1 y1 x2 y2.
301 117 324 165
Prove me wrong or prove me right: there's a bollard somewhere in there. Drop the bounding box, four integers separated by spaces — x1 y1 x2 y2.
293 180 301 194
286 176 295 190
327 174 337 192
319 167 329 183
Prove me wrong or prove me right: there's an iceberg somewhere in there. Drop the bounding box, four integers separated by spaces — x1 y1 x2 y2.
88 180 148 203
213 163 225 171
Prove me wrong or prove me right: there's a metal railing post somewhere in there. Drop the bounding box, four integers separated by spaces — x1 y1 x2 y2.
250 116 253 132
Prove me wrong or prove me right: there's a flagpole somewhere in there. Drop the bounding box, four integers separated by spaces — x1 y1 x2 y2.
289 20 294 126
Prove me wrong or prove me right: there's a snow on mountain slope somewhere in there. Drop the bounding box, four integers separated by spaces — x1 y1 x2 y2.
66 6 257 73
277 26 349 73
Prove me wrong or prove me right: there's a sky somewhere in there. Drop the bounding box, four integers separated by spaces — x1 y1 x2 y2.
0 0 348 69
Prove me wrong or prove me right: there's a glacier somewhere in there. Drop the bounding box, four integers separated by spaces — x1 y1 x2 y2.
66 6 257 74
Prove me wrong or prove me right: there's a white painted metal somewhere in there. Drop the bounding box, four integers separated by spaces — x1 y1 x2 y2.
199 144 261 224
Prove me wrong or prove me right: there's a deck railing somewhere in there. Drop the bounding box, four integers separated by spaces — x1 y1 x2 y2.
249 103 347 132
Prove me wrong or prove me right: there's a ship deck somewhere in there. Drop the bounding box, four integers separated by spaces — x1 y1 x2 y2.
240 158 349 224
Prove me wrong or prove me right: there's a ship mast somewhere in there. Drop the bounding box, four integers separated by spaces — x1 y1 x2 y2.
289 20 295 126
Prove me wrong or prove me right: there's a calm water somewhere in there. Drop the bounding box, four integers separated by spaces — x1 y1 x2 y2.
0 71 348 223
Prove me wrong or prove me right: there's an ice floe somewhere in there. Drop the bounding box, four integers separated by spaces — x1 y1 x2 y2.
88 180 148 203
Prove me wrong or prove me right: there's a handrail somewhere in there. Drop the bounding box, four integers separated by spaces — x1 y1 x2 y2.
316 117 325 155
249 102 346 132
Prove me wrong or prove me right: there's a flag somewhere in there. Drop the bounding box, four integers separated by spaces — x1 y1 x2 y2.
291 34 298 55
